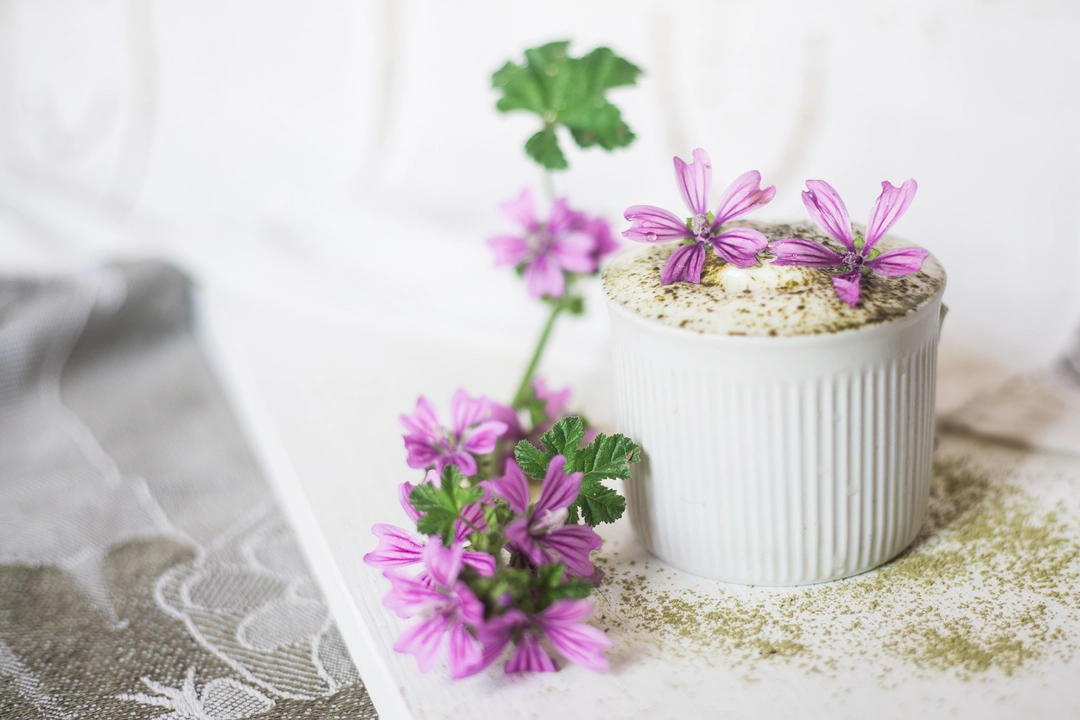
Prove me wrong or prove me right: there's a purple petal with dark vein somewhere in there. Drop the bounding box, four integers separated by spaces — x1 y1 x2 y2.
552 230 598 273
523 253 565 299
547 197 585 235
711 227 767 267
505 633 557 673
713 170 775 225
504 519 545 567
867 246 929 276
382 570 444 618
500 189 537 231
434 451 477 477
490 460 531 515
394 615 449 673
449 389 485 435
660 242 706 285
538 619 611 672
398 481 421 523
533 455 582 518
541 524 603 577
865 178 917 248
673 148 712 216
585 217 619 258
803 180 853 248
423 539 464 588
487 235 529 267
831 270 862 307
622 205 691 243
462 551 496 578
399 396 440 436
462 420 507 455
537 598 593 624
770 238 844 267
403 436 440 470
447 620 484 679
364 524 424 568
476 609 527 672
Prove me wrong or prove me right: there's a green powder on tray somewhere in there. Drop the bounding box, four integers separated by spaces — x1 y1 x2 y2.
595 455 1080 679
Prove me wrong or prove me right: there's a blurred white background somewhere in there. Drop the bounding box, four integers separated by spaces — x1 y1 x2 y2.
1 0 1078 378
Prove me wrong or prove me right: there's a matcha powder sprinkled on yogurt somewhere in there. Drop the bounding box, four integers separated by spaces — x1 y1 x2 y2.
595 439 1080 680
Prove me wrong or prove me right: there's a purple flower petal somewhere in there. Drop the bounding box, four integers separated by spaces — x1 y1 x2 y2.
552 230 599 274
449 389 485 436
505 518 545 567
462 551 496 578
622 205 691 243
866 246 929 276
434 451 477 477
865 179 917 249
523 253 565 299
399 396 439 437
476 609 527 671
462 420 508 455
673 148 712 216
713 170 776 226
491 460 531 515
541 524 603 577
533 455 582 519
394 615 449 673
710 227 767 268
505 633 557 673
364 524 424 569
660 242 706 285
423 540 464 589
487 235 529 267
831 270 862 307
403 436 440 470
398 481 421 523
533 377 571 421
382 570 444 618
803 180 853 249
585 217 619 260
547 198 585 236
485 400 524 444
447 621 484 679
770 238 844 268
500 189 538 232
536 601 611 672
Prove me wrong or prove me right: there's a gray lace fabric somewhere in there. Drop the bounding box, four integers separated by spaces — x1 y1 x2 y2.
0 262 377 719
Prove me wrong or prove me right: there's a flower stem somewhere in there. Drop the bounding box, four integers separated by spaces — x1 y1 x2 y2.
542 170 555 202
512 300 564 408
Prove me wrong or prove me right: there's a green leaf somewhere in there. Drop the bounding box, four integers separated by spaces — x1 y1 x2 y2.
534 563 593 610
574 477 626 527
525 128 568 170
578 432 640 484
492 41 641 170
514 440 549 480
410 467 484 544
537 416 586 470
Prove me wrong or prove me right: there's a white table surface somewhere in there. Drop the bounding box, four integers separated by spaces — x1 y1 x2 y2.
199 286 1080 720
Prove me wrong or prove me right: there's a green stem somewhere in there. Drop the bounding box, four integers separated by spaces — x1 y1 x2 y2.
542 170 555 202
512 301 564 408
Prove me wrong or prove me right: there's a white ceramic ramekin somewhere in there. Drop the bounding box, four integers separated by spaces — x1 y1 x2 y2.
606 289 946 586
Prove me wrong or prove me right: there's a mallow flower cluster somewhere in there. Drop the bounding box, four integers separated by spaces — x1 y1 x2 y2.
369 390 639 677
622 148 928 306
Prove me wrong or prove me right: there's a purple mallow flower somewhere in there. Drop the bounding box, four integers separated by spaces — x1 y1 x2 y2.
491 457 602 578
487 190 617 299
623 148 775 284
382 541 486 678
364 527 496 579
400 389 508 476
771 179 929 307
476 599 612 673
